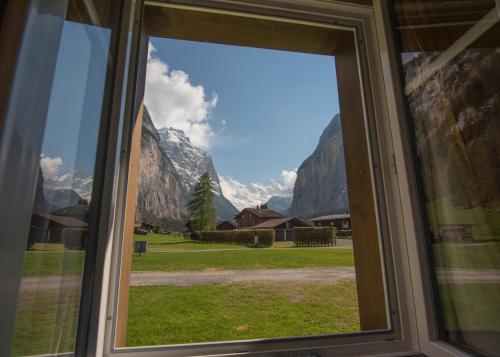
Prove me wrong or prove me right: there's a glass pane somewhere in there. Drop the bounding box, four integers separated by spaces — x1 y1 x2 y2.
393 0 500 355
117 4 388 348
10 1 115 355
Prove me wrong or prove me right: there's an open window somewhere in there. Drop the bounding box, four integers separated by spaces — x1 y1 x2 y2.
106 1 401 355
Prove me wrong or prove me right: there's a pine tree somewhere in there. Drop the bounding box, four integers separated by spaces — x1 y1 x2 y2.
188 171 216 232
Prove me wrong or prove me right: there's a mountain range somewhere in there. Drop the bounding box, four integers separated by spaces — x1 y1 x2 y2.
404 48 500 207
219 175 293 211
135 109 349 228
157 127 238 220
36 107 349 229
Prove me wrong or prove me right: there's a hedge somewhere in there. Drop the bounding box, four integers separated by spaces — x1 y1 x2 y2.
293 227 336 247
191 229 274 247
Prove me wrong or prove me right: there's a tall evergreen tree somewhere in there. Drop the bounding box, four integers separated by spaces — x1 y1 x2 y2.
188 171 216 232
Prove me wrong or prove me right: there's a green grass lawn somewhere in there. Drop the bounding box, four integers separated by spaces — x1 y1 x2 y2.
438 283 500 331
131 248 354 272
21 239 352 276
22 251 84 276
432 242 500 269
126 280 360 346
12 288 80 356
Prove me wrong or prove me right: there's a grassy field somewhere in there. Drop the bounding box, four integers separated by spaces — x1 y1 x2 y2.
438 283 500 331
126 280 359 346
432 242 500 269
426 198 500 240
22 236 353 276
131 248 354 272
12 288 80 356
22 250 84 276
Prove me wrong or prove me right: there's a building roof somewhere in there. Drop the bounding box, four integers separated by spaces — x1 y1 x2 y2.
216 220 237 227
250 217 312 229
234 208 285 219
309 213 350 222
35 213 88 228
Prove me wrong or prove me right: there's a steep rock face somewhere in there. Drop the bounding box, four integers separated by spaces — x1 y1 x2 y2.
265 195 292 214
289 114 348 218
158 127 238 220
404 49 500 207
136 108 188 228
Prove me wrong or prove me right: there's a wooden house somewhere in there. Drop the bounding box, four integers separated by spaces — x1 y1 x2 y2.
28 213 88 249
216 220 237 231
309 214 351 231
234 208 285 228
250 217 312 241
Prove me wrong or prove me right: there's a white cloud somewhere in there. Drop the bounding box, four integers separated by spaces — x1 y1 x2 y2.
220 170 296 210
281 169 297 190
145 42 217 149
40 155 64 182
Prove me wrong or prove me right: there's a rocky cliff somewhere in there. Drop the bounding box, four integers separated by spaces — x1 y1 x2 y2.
288 114 348 218
136 108 188 228
404 48 500 207
158 127 238 220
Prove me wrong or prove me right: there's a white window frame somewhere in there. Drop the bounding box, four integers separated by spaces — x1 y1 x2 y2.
88 0 473 356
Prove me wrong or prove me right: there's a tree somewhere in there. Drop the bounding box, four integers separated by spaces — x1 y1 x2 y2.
259 203 268 209
188 171 216 232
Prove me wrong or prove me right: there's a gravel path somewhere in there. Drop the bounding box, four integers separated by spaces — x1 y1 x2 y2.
19 267 355 291
18 267 500 291
130 267 355 286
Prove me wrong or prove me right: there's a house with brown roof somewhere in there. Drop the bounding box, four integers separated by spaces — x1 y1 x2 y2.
234 208 285 228
216 220 237 231
28 213 88 250
250 217 312 241
309 214 351 231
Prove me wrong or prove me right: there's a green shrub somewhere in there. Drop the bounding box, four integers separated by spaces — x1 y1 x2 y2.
293 227 336 247
191 230 274 247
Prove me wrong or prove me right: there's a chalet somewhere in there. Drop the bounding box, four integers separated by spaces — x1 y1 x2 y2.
250 217 312 242
29 213 88 249
52 204 90 223
309 214 351 231
234 208 285 228
216 220 237 231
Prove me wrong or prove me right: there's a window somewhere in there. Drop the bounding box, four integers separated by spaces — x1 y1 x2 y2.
106 1 403 355
0 0 120 356
3 0 456 356
392 0 500 355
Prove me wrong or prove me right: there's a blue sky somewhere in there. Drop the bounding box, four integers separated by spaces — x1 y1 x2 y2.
147 38 340 184
38 27 339 201
39 21 109 199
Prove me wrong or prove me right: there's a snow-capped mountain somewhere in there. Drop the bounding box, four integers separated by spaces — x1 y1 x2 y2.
219 175 293 211
158 127 238 220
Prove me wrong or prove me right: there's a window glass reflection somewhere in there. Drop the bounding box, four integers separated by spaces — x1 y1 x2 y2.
394 1 500 355
11 1 113 355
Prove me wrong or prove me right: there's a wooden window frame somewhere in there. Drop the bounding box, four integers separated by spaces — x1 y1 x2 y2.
93 0 449 356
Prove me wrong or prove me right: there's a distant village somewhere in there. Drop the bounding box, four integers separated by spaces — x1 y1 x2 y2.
136 206 352 242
